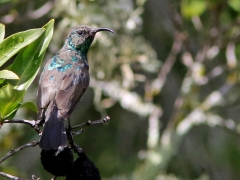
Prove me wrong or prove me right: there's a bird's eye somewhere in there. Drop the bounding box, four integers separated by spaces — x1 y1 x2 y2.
77 31 83 36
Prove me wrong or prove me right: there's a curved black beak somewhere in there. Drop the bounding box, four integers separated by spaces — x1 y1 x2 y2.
91 28 117 35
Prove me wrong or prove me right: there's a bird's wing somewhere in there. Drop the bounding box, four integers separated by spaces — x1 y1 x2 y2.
37 70 58 119
55 72 89 119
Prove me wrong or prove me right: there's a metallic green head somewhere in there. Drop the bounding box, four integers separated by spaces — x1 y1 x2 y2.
66 25 116 54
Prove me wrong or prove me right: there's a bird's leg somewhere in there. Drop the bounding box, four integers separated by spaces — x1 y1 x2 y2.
66 117 72 133
67 117 71 129
36 108 46 126
65 121 84 154
34 108 46 137
65 117 76 151
66 117 84 137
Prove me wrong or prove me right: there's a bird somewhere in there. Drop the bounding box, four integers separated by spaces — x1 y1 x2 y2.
37 25 116 150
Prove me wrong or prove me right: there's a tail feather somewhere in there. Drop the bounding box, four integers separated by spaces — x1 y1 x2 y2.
39 102 68 150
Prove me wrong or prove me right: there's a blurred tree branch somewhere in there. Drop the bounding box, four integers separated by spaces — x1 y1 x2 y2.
3 119 41 134
0 141 39 164
0 1 54 24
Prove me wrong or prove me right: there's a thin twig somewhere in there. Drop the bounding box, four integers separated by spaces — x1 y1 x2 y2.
3 119 36 126
71 129 84 136
152 31 184 94
51 176 57 180
71 116 110 130
3 119 41 134
0 1 54 24
0 171 25 180
0 141 39 164
32 175 41 180
168 4 193 54
1 116 110 179
66 116 110 155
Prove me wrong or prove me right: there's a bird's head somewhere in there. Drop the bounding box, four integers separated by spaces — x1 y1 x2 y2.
66 26 116 54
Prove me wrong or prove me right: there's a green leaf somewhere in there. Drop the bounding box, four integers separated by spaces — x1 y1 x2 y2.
0 70 19 79
2 104 21 121
0 85 24 103
40 19 55 55
7 19 54 90
181 0 207 18
0 28 45 67
16 69 39 91
0 85 25 120
0 23 5 43
20 101 38 112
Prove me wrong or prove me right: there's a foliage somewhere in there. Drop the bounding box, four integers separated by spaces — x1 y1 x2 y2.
0 19 54 123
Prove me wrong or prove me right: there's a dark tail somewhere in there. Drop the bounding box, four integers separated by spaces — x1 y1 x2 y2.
39 102 68 150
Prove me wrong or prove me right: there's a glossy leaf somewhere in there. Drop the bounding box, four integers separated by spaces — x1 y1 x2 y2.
0 28 44 67
39 19 55 55
0 70 19 79
0 85 25 120
7 19 54 90
20 101 38 112
16 69 39 91
0 23 5 43
1 104 21 121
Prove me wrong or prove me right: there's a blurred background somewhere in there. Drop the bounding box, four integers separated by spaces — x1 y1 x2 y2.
1 0 240 179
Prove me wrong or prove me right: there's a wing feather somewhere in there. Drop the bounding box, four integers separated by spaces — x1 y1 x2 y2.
55 73 89 118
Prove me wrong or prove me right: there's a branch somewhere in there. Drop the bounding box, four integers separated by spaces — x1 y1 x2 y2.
150 31 184 95
168 3 193 55
0 172 25 180
0 172 42 180
0 141 39 164
0 1 54 24
70 116 110 130
71 129 84 136
65 116 110 155
32 175 41 180
3 119 41 134
90 78 158 117
1 116 110 178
